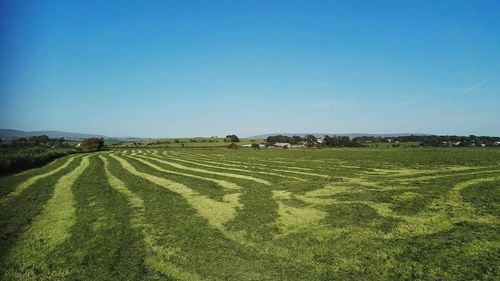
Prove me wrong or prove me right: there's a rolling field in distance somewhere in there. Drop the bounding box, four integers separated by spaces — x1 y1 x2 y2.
113 138 262 148
1 148 499 280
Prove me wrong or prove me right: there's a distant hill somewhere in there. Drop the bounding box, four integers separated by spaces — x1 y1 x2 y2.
1 129 430 141
0 129 108 140
249 133 429 139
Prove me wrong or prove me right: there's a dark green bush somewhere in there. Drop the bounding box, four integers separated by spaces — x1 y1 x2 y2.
0 147 76 176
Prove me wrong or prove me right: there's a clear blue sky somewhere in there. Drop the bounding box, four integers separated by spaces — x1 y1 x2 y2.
1 0 499 137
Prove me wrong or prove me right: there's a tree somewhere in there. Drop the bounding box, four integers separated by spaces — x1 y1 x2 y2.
324 135 362 147
266 135 290 144
251 143 260 149
29 135 50 144
79 138 105 151
12 137 28 146
228 143 238 149
226 134 240 143
291 136 303 145
304 135 317 147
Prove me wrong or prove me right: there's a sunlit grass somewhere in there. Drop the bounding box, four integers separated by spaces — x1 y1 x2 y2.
109 154 243 239
0 155 80 207
1 147 499 280
3 155 90 280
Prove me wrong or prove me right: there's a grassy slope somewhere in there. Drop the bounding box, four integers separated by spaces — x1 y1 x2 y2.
0 147 498 280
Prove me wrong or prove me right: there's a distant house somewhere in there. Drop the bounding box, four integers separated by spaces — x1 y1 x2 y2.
494 141 500 146
274 142 292 148
241 144 267 148
75 143 81 148
317 139 324 144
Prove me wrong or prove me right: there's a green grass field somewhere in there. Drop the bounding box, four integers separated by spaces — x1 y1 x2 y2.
1 148 499 280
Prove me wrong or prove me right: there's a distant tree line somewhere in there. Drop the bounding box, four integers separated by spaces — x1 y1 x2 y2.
264 134 500 148
0 135 79 176
352 135 500 147
266 135 304 144
323 135 363 147
6 135 68 148
265 134 361 147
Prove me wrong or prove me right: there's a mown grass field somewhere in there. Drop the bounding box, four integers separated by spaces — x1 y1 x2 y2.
1 148 499 280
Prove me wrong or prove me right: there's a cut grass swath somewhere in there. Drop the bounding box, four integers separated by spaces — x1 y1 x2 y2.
3 155 90 280
0 154 81 207
126 154 242 190
155 153 304 181
120 152 271 185
99 155 203 280
109 154 244 242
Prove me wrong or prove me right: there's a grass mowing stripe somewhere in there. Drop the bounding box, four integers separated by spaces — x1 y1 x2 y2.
163 151 329 178
157 153 304 181
41 154 145 280
0 155 85 267
126 154 242 190
283 172 500 238
0 155 77 198
99 155 203 281
3 155 90 280
167 151 316 172
0 155 81 207
393 175 499 237
396 168 500 183
124 152 271 185
105 154 311 280
111 153 317 276
109 154 244 242
100 154 145 228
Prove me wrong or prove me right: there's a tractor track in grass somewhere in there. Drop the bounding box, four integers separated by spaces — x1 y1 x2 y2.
3 155 90 280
